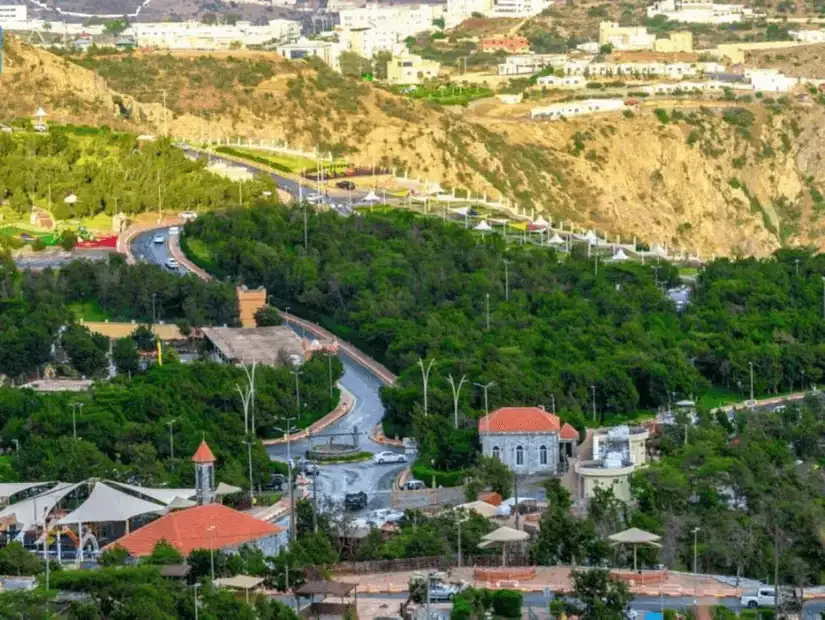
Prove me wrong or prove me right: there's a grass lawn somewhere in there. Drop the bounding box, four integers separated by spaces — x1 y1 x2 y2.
181 236 215 271
68 300 112 322
679 267 699 277
696 387 743 410
215 146 348 175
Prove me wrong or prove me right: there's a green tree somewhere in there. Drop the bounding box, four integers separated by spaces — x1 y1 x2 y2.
62 324 108 377
0 542 45 575
142 539 184 565
339 51 372 78
254 306 282 327
112 336 139 375
564 568 633 620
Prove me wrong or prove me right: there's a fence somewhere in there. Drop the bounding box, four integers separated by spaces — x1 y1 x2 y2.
331 554 517 575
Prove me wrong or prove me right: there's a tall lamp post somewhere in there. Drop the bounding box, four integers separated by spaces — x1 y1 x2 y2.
274 418 298 541
166 419 177 461
242 440 254 503
503 259 511 301
207 525 216 581
474 381 496 453
70 402 83 439
692 526 700 604
591 385 597 421
749 361 755 403
417 357 436 417
447 374 467 429
291 368 303 412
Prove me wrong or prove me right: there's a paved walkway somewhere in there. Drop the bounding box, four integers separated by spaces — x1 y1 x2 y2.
334 567 747 598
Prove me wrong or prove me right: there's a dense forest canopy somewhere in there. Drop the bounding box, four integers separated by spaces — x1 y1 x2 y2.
0 359 342 489
186 206 825 476
0 127 280 219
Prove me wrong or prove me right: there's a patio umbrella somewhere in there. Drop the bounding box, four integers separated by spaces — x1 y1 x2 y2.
608 527 662 571
478 526 529 566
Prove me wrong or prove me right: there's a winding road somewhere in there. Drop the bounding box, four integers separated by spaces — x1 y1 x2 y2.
130 225 405 511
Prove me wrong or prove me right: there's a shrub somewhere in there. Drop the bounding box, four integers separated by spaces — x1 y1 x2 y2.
450 597 472 620
491 589 522 618
31 238 47 251
411 461 466 487
654 108 670 124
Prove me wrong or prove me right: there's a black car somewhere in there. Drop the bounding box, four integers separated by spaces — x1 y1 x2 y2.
263 473 287 492
335 180 355 190
344 491 368 511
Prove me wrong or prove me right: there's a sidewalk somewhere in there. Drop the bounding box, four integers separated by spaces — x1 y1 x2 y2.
262 386 355 446
333 567 749 598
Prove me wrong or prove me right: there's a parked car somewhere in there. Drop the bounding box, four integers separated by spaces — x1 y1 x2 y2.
164 258 179 270
263 474 286 491
168 226 180 235
402 479 426 491
153 233 165 244
344 491 368 511
372 451 407 465
741 587 777 608
299 460 319 476
366 508 404 527
335 180 355 190
427 581 465 602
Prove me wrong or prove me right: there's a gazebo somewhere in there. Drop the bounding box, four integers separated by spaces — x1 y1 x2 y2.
295 580 358 618
214 575 265 603
363 190 379 203
478 526 529 566
607 527 662 571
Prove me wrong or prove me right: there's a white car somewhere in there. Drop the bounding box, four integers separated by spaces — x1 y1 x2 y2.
372 451 407 465
366 508 404 527
168 226 180 236
153 234 165 244
741 587 777 608
164 258 179 270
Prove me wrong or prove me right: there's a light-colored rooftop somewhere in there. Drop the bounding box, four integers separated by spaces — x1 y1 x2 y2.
19 379 93 393
202 326 305 366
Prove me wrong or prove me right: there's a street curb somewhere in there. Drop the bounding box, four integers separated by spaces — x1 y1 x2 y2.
168 233 213 281
262 386 355 446
370 423 404 447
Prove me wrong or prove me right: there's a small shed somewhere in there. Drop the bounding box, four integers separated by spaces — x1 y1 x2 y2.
213 575 265 603
295 580 358 619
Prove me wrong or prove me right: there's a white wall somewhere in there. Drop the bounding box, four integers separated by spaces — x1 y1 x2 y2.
0 5 26 22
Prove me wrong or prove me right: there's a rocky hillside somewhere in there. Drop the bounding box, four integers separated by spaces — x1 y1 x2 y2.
3 37 825 256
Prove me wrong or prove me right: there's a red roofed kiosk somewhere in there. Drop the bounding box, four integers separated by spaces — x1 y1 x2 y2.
478 406 579 475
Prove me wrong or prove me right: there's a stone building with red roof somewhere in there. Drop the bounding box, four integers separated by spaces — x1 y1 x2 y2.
478 406 580 475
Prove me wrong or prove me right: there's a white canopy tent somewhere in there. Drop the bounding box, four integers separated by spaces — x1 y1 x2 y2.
610 249 630 262
449 206 470 216
548 233 565 245
215 482 243 497
454 501 498 519
0 482 51 502
164 496 197 511
437 194 459 203
478 526 530 566
109 482 195 506
533 216 549 228
0 482 81 529
363 190 380 202
57 482 165 527
608 527 662 571
474 220 492 232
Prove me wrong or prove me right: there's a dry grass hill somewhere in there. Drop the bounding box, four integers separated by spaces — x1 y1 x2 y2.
3 36 825 257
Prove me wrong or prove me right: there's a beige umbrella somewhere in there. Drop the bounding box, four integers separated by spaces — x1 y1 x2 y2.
478 526 530 566
608 527 662 571
454 500 498 519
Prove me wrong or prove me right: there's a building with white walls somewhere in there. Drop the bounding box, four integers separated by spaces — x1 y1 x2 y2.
599 22 656 51
0 4 26 23
574 425 649 504
340 26 400 57
445 0 550 28
564 60 698 79
789 29 825 43
339 3 442 38
641 80 727 95
537 74 586 89
531 98 625 120
646 0 760 23
277 38 343 71
123 19 300 49
497 53 564 75
745 68 799 92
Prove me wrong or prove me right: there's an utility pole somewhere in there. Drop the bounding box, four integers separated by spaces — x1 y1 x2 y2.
503 259 511 301
591 385 597 421
70 402 82 439
749 361 755 402
692 527 700 604
274 418 298 541
303 202 308 250
417 357 436 416
594 255 599 277
152 293 157 325
795 258 800 276
326 353 334 399
447 374 468 429
166 419 177 460
474 381 496 454
292 368 302 412
485 293 491 331
161 89 168 138
551 394 556 414
243 440 254 503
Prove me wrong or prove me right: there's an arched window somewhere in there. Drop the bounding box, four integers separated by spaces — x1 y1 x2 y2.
539 445 548 466
492 446 501 460
516 445 524 466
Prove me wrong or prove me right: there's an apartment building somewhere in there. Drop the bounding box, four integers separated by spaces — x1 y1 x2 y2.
745 68 799 92
445 0 550 28
790 29 825 43
565 59 698 79
574 425 649 503
386 52 441 84
339 3 442 38
646 0 760 23
653 31 693 52
340 26 400 57
641 79 726 95
531 98 625 120
599 22 656 51
0 4 25 23
123 19 300 49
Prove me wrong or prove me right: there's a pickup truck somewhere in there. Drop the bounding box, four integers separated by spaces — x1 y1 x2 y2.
740 587 777 608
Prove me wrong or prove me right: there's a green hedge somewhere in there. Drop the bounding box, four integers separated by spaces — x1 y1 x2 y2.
491 590 522 618
411 460 466 488
215 146 292 173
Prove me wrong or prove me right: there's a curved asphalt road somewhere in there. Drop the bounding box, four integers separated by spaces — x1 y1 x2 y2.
130 228 404 511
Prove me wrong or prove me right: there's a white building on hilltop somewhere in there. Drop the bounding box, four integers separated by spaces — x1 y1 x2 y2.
0 4 26 23
646 0 760 23
339 3 442 38
789 29 825 44
745 68 799 93
123 19 300 50
445 0 551 28
574 425 649 503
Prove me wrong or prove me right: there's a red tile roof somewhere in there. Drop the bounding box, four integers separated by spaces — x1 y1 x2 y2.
560 423 580 441
478 406 565 434
192 440 216 463
106 504 281 557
